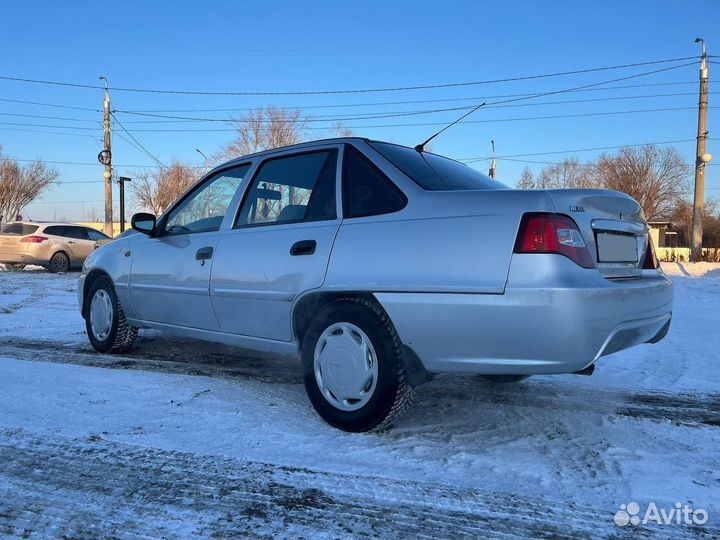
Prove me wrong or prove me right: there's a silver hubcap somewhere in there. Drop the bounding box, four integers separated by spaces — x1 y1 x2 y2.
89 289 113 341
314 322 379 411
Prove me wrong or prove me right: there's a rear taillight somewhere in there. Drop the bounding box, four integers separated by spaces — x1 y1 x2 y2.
643 235 659 269
514 213 595 268
20 235 48 243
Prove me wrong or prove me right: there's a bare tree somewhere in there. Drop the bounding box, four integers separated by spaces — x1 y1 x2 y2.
516 166 536 189
536 158 594 189
130 161 198 216
594 145 689 221
223 107 309 159
0 147 58 225
330 121 354 138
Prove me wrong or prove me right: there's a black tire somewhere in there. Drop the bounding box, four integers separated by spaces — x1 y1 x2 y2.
85 276 138 353
6 264 25 271
478 374 531 383
302 298 413 432
48 252 70 273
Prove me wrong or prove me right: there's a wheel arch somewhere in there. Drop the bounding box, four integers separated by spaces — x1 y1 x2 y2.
81 268 113 318
292 290 433 387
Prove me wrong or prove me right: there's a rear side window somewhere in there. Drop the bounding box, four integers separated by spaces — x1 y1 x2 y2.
63 227 89 240
369 141 506 191
1 223 39 235
43 226 65 236
343 145 407 218
236 150 337 227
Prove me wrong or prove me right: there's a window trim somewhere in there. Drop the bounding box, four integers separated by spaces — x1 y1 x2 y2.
232 148 340 230
156 162 252 237
342 143 408 219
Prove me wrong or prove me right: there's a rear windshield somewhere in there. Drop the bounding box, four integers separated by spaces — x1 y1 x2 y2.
369 141 507 191
1 223 39 235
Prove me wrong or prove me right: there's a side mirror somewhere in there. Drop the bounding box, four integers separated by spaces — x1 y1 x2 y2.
131 212 157 236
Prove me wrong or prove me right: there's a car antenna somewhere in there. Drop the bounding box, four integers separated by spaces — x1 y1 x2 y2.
414 102 486 153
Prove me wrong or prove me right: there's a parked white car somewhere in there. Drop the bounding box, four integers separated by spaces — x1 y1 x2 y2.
78 138 673 431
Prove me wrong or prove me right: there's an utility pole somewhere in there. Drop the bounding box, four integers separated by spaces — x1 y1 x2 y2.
488 140 497 179
691 38 712 262
117 176 131 233
99 76 113 237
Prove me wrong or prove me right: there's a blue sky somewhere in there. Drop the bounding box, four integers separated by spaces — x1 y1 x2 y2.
0 0 718 221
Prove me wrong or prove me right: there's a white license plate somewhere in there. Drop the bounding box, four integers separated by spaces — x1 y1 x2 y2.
596 232 638 263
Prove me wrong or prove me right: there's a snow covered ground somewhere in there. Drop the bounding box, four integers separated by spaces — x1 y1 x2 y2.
0 263 718 539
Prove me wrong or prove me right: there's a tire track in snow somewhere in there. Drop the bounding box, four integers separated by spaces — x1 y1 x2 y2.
1 428 713 539
1 338 717 429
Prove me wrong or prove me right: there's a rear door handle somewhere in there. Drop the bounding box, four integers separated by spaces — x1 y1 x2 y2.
290 240 316 256
195 246 214 261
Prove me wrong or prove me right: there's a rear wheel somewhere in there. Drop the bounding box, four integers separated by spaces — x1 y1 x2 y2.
48 252 69 273
478 374 530 383
85 276 138 353
301 298 413 432
5 264 25 271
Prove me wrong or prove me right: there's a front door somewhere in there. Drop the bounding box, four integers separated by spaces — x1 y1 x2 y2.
210 148 341 341
129 164 251 330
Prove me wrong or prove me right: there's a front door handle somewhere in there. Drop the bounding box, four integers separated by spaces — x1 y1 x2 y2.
290 240 316 256
195 246 214 261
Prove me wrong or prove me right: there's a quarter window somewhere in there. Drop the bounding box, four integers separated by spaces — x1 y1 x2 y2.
164 165 250 235
236 150 337 227
343 145 406 218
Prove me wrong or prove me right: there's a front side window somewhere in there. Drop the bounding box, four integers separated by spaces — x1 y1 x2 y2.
370 141 507 191
86 229 109 241
164 165 250 235
236 150 337 227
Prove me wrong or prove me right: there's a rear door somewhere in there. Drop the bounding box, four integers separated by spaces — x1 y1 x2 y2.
128 165 250 330
210 147 341 341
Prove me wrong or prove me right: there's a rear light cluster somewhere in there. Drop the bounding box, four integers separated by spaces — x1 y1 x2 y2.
643 235 659 269
20 235 48 244
514 213 595 268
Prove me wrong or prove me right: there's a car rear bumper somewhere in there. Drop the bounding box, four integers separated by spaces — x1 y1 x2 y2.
375 254 674 375
0 252 44 265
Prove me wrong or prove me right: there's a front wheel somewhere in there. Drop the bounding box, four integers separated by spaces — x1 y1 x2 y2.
85 276 138 353
301 298 413 432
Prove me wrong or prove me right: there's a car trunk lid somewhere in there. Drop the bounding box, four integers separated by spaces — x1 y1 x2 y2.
544 189 649 279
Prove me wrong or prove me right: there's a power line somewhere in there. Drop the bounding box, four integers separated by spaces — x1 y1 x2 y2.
0 97 98 112
460 139 697 162
117 81 700 113
0 56 699 95
110 112 167 168
0 111 99 123
0 126 98 138
113 91 713 124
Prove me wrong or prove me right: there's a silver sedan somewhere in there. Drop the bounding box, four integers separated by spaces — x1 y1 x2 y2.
78 138 673 431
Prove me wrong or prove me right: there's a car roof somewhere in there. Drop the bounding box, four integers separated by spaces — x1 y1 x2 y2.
3 221 91 228
215 137 371 172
